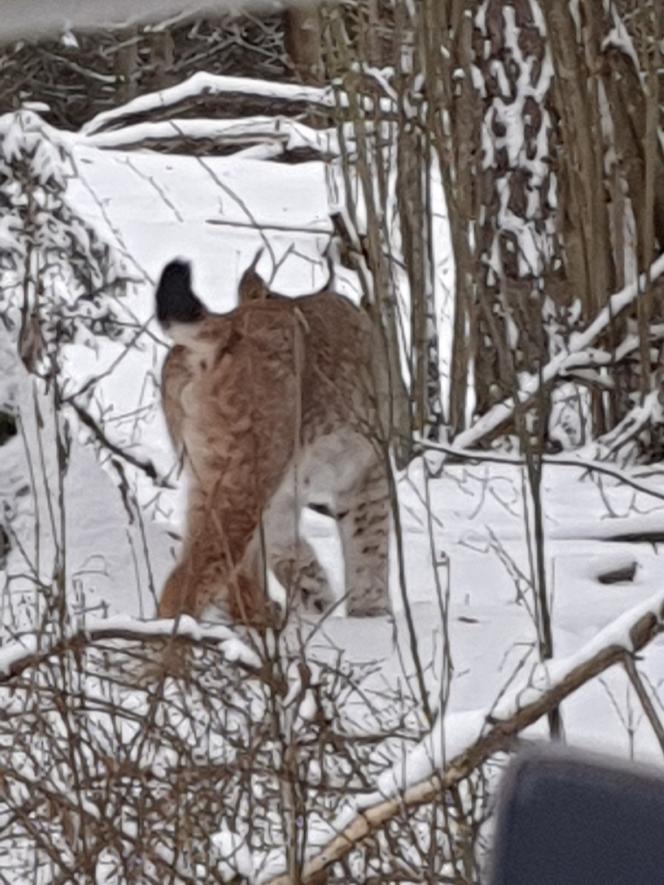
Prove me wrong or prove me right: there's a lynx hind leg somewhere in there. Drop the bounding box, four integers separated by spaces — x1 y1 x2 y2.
337 457 391 617
158 485 273 628
159 555 266 624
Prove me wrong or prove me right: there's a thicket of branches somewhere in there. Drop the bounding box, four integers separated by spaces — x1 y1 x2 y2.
0 13 289 129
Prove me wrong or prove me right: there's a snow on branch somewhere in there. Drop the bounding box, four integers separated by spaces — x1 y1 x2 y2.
267 586 664 884
453 253 664 450
560 323 664 376
0 614 261 684
580 390 663 462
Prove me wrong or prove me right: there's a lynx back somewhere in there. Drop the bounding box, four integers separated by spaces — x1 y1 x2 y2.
156 259 392 626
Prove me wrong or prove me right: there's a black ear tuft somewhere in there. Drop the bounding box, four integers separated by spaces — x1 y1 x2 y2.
155 260 206 327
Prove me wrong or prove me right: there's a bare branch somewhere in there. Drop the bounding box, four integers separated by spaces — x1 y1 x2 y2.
69 399 174 488
414 436 664 504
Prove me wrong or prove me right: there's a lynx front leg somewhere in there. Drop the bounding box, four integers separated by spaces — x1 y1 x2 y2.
260 482 335 617
337 458 391 617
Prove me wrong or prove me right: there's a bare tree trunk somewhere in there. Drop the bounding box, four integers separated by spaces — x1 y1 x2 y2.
148 28 176 91
115 25 140 104
283 4 323 84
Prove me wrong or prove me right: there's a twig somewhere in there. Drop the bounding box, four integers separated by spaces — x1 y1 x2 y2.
623 654 664 757
414 437 664 504
69 400 173 488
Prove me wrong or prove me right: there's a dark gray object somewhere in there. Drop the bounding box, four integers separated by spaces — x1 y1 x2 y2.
489 746 664 885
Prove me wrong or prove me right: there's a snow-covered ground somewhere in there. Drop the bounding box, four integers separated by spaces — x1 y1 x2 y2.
2 112 664 880
71 136 664 758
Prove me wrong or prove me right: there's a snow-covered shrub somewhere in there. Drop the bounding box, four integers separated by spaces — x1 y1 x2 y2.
0 112 141 638
0 110 131 367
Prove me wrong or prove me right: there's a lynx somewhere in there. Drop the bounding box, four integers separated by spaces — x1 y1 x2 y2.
156 258 396 626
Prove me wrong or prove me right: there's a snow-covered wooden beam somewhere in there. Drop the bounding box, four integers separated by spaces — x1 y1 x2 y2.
266 586 664 884
82 115 347 162
81 71 395 138
82 72 340 137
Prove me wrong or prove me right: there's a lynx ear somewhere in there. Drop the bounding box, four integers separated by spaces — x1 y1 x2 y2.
238 248 269 304
155 260 208 344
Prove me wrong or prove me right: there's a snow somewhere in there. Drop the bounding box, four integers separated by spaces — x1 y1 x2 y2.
67 139 335 295
308 566 664 846
1 97 664 881
212 826 257 881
